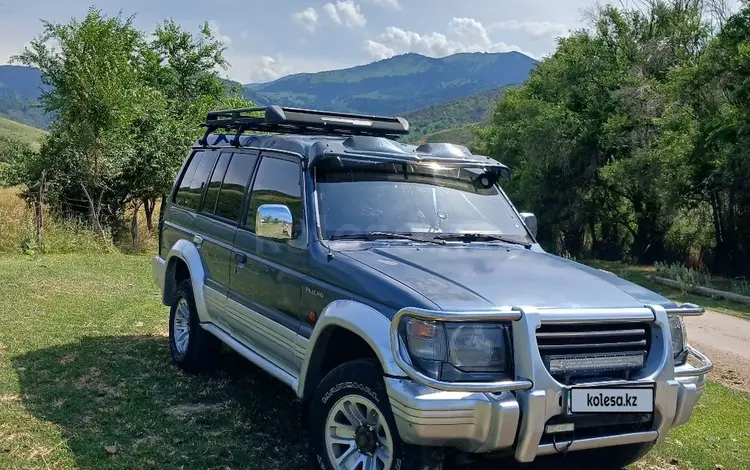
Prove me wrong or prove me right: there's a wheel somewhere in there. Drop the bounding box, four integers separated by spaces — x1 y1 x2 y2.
550 442 655 469
169 279 221 372
307 358 444 470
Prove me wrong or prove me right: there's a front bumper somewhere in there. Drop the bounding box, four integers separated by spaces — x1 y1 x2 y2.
386 304 712 462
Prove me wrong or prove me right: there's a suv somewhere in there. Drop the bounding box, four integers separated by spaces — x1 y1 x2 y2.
153 106 712 469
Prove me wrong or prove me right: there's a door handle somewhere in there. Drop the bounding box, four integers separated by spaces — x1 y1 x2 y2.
235 252 247 267
193 235 203 248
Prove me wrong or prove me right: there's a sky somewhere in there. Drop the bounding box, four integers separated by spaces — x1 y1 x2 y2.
0 0 604 84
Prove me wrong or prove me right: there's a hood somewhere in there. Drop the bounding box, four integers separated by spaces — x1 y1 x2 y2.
339 243 671 311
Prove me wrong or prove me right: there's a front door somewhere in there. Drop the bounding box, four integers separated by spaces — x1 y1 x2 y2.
229 153 307 371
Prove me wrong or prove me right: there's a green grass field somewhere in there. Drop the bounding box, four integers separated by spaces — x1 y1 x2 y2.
0 117 46 150
588 260 750 321
0 253 747 469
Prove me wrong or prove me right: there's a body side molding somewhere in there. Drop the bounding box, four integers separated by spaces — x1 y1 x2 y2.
296 299 405 399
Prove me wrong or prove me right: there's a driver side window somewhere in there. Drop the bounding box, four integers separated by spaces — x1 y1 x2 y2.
245 156 304 238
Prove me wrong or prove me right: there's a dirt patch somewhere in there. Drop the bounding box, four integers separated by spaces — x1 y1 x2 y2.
165 402 227 419
0 393 21 404
684 311 750 393
72 367 121 397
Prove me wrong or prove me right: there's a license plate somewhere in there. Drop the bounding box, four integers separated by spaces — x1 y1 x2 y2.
568 387 654 414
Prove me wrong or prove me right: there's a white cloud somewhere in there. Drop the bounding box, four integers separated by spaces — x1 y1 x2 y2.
323 1 367 28
490 20 569 38
239 31 249 40
293 7 319 33
371 0 402 10
365 17 532 60
226 53 351 84
207 20 232 46
365 40 397 60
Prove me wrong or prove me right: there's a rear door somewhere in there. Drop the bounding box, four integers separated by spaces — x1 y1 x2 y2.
229 153 307 371
192 150 235 323
162 149 206 252
202 150 261 334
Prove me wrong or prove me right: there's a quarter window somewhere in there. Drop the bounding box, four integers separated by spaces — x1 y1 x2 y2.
174 151 203 208
180 150 218 211
246 157 303 236
215 152 259 221
202 152 232 214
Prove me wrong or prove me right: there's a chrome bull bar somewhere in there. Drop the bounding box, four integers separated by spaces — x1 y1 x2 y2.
390 303 712 392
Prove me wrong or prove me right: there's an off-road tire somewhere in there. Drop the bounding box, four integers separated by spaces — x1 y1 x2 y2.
308 358 444 470
169 279 221 372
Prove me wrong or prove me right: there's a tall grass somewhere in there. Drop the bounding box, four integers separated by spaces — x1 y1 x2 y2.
0 187 156 255
654 260 750 297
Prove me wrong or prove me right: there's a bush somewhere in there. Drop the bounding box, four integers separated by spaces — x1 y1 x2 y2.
0 187 155 255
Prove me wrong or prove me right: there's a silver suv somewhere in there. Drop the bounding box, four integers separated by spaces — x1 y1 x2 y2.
153 106 712 469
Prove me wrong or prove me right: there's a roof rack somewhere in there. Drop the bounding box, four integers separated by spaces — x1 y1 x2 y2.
200 105 410 146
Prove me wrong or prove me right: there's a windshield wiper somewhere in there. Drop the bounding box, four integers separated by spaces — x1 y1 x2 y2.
329 232 446 245
434 233 532 248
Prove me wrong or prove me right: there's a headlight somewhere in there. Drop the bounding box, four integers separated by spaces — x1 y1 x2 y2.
669 316 688 365
401 317 512 382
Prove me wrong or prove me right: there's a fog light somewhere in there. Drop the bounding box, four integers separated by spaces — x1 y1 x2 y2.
546 423 575 434
548 353 645 374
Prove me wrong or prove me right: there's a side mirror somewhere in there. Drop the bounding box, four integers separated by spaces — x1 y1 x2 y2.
256 204 293 241
520 212 537 238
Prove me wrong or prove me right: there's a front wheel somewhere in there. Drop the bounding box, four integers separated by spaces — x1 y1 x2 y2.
307 359 444 470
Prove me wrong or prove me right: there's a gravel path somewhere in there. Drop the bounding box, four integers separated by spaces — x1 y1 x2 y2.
684 310 750 392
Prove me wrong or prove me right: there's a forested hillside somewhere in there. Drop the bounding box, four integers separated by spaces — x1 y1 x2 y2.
480 0 750 276
0 66 51 129
401 87 508 145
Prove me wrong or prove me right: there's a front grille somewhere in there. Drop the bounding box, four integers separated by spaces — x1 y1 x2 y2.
537 322 650 383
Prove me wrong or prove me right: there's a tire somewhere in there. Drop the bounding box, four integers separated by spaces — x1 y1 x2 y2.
169 279 221 372
308 359 444 470
550 442 655 469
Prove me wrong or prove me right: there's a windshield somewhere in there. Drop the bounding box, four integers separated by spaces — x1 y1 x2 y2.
314 160 532 243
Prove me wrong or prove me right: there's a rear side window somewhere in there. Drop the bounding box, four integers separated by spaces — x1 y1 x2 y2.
181 151 218 211
246 156 303 235
215 152 259 221
201 152 232 214
174 151 204 208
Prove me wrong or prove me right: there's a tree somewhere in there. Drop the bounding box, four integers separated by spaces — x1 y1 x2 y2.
8 9 253 244
12 8 147 239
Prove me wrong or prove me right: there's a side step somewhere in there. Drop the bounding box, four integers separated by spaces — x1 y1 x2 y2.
201 323 299 391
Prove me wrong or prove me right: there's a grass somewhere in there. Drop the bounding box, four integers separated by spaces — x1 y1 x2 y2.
0 254 308 469
0 187 110 255
588 260 750 321
0 117 46 150
0 252 748 469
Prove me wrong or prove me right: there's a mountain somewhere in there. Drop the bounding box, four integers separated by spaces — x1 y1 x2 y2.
400 86 510 146
243 52 537 116
0 65 51 129
0 51 536 133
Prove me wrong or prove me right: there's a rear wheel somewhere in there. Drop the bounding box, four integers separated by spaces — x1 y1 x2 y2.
169 279 221 372
308 359 444 470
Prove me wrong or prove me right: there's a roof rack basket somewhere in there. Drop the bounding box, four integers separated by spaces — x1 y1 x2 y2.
200 105 410 146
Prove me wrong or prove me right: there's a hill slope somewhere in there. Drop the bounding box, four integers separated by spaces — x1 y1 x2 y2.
244 52 536 116
0 65 51 129
400 87 508 146
0 116 46 149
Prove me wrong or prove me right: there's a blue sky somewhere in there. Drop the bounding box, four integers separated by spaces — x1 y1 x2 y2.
1 0 609 83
